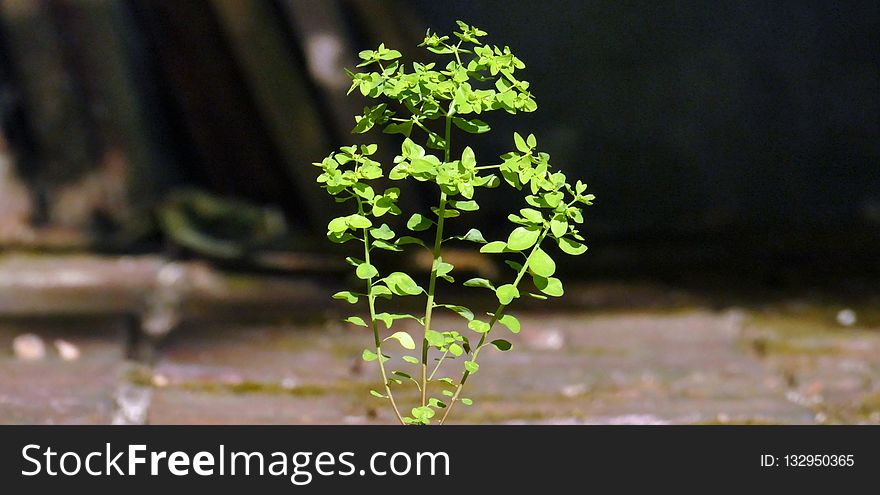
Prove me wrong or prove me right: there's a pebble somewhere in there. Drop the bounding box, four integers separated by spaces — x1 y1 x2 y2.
560 383 588 398
54 339 80 361
12 333 46 361
836 309 857 327
529 328 565 351
151 373 169 387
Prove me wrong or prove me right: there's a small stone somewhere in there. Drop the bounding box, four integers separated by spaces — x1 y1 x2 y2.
560 384 588 398
54 339 80 361
836 309 857 327
151 373 169 388
12 333 46 361
529 328 565 350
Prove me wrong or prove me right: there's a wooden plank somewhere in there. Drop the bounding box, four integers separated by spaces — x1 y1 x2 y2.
0 0 99 227
210 0 335 229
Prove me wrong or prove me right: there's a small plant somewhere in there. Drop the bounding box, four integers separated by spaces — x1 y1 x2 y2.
314 21 594 424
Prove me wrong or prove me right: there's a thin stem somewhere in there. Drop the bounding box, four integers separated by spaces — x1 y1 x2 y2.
420 191 446 407
419 110 454 409
428 348 450 381
439 226 551 424
357 196 405 425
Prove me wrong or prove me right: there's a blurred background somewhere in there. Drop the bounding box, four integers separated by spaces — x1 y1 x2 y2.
0 0 877 425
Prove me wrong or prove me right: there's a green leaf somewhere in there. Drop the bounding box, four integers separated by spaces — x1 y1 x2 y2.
332 291 359 304
507 227 540 251
401 138 425 159
463 278 495 290
520 208 543 223
384 272 424 296
529 247 556 277
396 236 426 248
383 120 414 137
406 213 434 232
372 240 401 251
370 224 395 240
468 319 491 333
550 215 568 238
496 284 520 305
345 316 368 327
464 361 480 374
386 331 416 350
437 304 474 321
452 117 490 134
374 312 416 328
402 355 419 364
362 349 378 361
346 214 372 229
455 228 486 243
527 133 537 148
498 314 521 333
543 191 564 208
327 217 348 234
480 241 508 253
432 207 460 219
448 343 464 356
460 398 473 406
434 258 454 279
352 182 375 200
327 231 356 244
356 262 378 279
370 285 393 299
378 48 402 61
533 275 564 297
411 406 435 421
513 132 529 153
458 182 474 199
370 390 385 398
461 146 477 168
451 200 479 211
426 330 446 347
490 339 512 351
428 398 447 409
558 237 588 255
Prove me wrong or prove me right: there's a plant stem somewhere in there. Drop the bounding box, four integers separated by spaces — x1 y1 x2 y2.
419 113 454 408
358 197 405 425
420 191 446 407
439 226 550 424
428 348 449 381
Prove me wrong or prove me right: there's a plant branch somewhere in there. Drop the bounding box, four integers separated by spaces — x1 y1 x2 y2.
428 348 450 381
419 110 454 407
357 196 405 425
439 225 551 424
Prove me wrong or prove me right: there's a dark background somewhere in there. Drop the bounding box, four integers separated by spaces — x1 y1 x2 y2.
0 0 877 284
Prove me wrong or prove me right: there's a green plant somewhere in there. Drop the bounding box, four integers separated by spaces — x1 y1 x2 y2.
314 21 594 424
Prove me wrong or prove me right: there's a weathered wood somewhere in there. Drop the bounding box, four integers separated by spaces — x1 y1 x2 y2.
281 0 423 216
210 0 334 229
53 0 174 221
128 0 304 224
0 0 98 228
